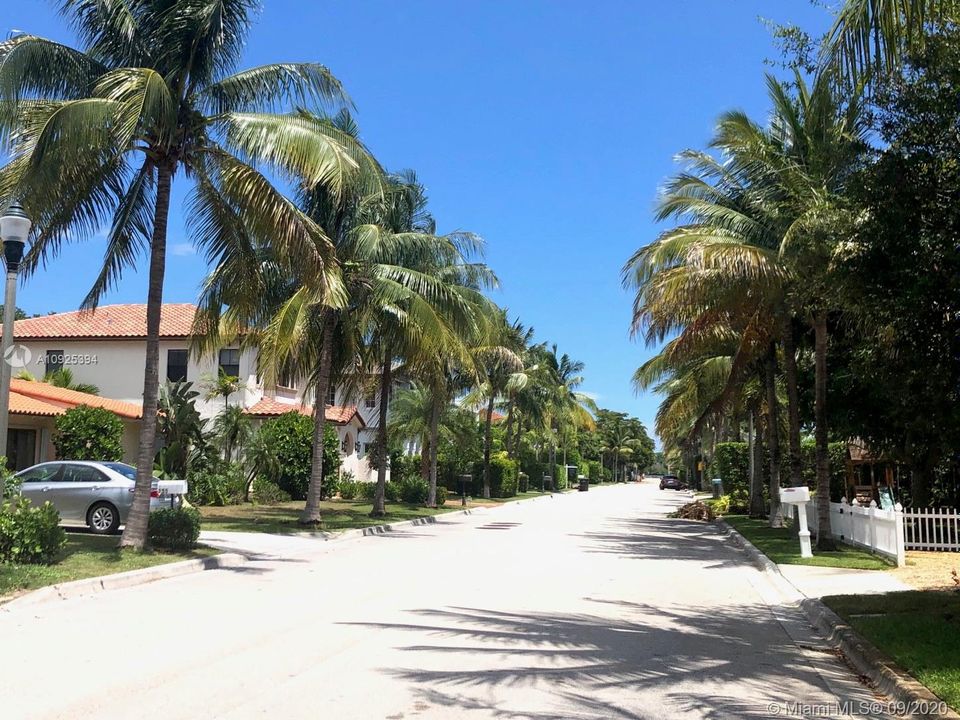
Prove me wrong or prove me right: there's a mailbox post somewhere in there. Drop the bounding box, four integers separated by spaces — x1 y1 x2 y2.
779 486 813 558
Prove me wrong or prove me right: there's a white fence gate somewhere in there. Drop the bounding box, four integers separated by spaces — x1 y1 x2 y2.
803 498 906 566
903 507 960 551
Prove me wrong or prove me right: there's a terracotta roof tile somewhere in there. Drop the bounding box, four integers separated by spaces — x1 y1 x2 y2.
10 379 143 419
9 392 63 417
245 397 364 427
8 304 197 339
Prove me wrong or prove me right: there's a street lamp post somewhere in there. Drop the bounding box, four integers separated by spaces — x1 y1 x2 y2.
0 201 32 486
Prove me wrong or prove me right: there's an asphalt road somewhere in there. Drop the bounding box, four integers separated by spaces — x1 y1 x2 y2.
1 483 892 720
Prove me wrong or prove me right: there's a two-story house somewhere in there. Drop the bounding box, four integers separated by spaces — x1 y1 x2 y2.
7 304 387 481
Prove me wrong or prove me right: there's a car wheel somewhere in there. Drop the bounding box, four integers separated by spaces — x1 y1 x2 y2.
87 502 120 535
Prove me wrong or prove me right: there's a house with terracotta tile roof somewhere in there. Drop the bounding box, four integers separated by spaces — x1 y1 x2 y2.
4 379 143 470
4 304 385 480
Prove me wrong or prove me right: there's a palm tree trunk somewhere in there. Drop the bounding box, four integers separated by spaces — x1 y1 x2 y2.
426 399 440 507
481 393 496 499
371 349 392 517
765 348 784 528
781 319 803 489
121 163 171 549
420 436 430 483
504 399 515 459
548 441 557 491
813 313 835 549
748 402 765 518
301 314 334 524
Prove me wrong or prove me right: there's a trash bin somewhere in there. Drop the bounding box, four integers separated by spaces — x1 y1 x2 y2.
711 477 723 499
578 474 589 492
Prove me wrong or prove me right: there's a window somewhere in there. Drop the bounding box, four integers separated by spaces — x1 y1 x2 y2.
17 462 59 483
62 465 107 483
327 386 336 406
277 363 295 389
5 429 36 471
45 349 64 374
167 349 188 382
364 391 376 409
218 348 241 378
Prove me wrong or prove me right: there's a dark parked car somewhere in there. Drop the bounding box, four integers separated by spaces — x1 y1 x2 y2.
659 475 688 491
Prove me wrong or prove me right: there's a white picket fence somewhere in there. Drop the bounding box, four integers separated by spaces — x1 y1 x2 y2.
802 498 906 566
903 506 960 551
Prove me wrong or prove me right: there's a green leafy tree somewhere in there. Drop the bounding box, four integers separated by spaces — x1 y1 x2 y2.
53 405 124 461
257 412 339 501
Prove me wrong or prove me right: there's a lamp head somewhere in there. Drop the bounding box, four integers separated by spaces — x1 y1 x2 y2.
0 201 32 271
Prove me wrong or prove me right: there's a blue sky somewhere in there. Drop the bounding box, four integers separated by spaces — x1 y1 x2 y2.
8 1 830 443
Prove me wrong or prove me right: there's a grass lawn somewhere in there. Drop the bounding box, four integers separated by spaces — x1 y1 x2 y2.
724 514 892 570
824 591 960 710
198 499 458 534
0 533 220 600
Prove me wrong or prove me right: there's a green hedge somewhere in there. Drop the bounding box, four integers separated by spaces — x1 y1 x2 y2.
472 454 519 498
147 507 201 551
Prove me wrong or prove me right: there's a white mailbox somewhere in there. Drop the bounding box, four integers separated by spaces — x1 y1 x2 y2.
778 486 813 558
779 486 810 504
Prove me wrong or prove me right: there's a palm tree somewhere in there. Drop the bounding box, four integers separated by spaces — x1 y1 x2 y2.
826 0 957 81
625 70 867 540
469 313 528 499
0 2 354 547
541 346 597 467
28 367 100 395
213 404 252 463
205 369 242 411
360 173 494 516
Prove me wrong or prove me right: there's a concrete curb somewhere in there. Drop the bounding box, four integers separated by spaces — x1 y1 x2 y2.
277 491 573 543
2 552 247 612
716 518 959 720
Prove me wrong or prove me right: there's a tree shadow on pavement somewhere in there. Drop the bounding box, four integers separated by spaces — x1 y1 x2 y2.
576 516 744 570
342 601 872 720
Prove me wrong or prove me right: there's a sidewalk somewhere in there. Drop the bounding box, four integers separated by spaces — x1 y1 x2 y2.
776 563 912 598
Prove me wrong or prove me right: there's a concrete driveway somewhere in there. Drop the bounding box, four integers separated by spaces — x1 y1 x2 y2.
1 484 893 719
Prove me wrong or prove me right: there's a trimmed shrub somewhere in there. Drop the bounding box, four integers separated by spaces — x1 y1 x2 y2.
473 454 519 498
257 413 340 500
147 507 201 551
339 480 360 500
587 461 602 484
554 464 566 491
358 482 377 501
251 477 290 505
436 486 448 506
187 463 247 506
397 477 429 504
53 405 124 461
0 498 66 564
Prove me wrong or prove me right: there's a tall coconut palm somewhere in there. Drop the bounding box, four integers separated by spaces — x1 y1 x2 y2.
626 70 867 540
196 109 381 525
0 1 355 547
360 173 495 516
468 312 528 498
